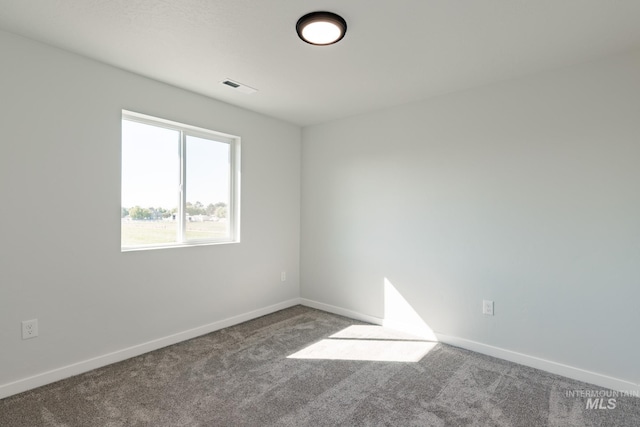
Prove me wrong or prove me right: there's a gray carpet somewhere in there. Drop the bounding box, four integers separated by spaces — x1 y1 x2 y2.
1 305 638 426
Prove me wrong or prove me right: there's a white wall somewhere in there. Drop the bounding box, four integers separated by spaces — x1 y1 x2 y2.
301 49 640 389
0 30 301 396
3 26 639 399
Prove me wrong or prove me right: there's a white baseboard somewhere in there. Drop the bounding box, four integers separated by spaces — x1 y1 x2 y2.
0 298 302 400
4 298 637 400
436 333 640 394
300 298 639 394
300 298 384 325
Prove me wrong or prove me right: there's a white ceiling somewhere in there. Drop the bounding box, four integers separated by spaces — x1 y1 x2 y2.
1 0 640 126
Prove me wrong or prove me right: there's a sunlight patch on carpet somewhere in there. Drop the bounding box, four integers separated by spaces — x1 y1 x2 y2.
288 325 437 362
288 339 436 362
329 325 429 341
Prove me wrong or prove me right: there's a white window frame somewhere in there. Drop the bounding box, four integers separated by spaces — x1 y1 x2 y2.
121 110 241 251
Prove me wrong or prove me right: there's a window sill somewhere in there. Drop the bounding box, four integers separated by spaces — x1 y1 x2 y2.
121 240 239 253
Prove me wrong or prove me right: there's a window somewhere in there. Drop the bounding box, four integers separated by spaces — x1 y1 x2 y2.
121 111 240 250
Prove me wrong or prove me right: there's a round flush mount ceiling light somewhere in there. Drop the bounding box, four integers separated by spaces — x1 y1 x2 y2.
296 11 347 46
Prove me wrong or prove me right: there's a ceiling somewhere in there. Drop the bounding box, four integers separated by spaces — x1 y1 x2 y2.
1 1 640 126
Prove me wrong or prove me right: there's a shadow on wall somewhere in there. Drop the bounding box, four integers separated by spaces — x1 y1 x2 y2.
288 278 438 362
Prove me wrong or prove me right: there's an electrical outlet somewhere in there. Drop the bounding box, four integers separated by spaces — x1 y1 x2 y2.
281 271 287 282
22 319 39 339
483 300 494 316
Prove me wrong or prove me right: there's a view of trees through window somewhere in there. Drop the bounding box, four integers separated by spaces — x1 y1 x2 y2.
121 114 235 248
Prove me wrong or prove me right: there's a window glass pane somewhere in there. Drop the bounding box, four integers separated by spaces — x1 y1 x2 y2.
121 120 179 246
185 135 230 241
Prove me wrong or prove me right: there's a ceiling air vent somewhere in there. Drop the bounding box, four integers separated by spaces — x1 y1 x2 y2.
221 79 257 94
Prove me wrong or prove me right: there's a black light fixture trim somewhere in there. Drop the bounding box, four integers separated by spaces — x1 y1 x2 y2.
296 11 347 46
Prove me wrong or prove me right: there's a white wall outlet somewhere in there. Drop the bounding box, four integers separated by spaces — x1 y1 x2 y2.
483 300 494 316
281 271 287 282
22 319 39 339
